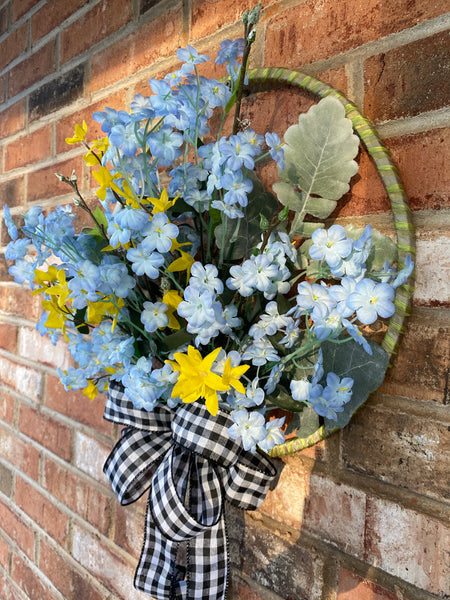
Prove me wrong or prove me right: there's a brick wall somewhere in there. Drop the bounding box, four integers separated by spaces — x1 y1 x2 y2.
0 1 449 599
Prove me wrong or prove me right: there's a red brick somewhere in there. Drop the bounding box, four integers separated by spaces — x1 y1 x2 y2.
15 477 69 547
8 40 56 98
381 310 450 403
385 128 450 211
27 156 84 203
0 6 8 36
31 0 86 43
55 91 125 154
364 31 450 122
19 404 72 461
0 572 24 600
364 496 448 594
0 535 9 570
0 23 28 71
231 579 268 600
4 126 52 171
11 553 60 600
114 496 147 558
17 327 71 370
39 540 105 600
264 0 450 68
43 458 111 534
0 323 17 354
0 286 42 321
91 6 184 92
337 569 398 599
0 100 26 141
61 0 133 64
0 425 40 480
0 177 25 208
45 374 114 437
190 0 270 39
11 0 37 23
0 357 42 401
342 400 450 502
0 500 34 559
73 431 111 482
0 390 15 425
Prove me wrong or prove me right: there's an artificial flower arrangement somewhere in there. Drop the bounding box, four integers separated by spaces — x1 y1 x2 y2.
3 6 414 598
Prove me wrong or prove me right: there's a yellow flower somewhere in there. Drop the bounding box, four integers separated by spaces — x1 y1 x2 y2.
33 267 72 308
83 380 98 401
65 121 88 145
41 297 72 340
162 290 182 330
92 166 122 201
168 249 195 281
148 188 178 214
167 346 230 416
83 137 109 166
86 295 124 327
221 357 249 395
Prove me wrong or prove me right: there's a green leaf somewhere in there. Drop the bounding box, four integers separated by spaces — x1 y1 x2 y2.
214 172 278 260
295 406 320 438
321 338 389 430
93 206 108 229
270 386 307 412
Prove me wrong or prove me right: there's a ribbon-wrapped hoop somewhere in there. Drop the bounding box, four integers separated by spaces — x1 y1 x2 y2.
103 381 277 599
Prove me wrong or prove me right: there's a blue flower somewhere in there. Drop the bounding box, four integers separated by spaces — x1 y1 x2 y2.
258 417 285 453
228 409 267 453
147 126 183 166
141 301 169 332
190 262 224 294
241 337 279 366
346 278 395 324
109 121 139 156
142 213 178 254
5 238 30 261
309 225 353 268
265 132 285 169
392 254 414 288
177 45 210 68
177 286 216 329
342 319 373 355
221 171 253 207
149 80 179 115
322 372 353 409
127 245 164 278
3 205 18 240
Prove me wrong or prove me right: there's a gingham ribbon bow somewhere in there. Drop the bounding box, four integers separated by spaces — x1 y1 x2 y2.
103 381 277 600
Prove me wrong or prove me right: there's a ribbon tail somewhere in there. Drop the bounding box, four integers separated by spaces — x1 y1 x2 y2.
187 515 228 600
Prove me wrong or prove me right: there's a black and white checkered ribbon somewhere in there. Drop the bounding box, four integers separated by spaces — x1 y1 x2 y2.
103 381 277 599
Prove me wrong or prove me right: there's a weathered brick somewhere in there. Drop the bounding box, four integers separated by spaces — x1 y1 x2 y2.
73 431 111 482
8 40 56 98
0 6 8 36
0 23 28 71
343 399 450 502
90 6 184 92
0 357 42 401
72 525 145 600
29 64 86 122
39 540 105 600
60 0 133 64
365 496 449 594
0 535 9 570
264 0 450 68
0 390 15 425
18 326 71 370
0 323 17 354
0 500 34 559
15 477 69 547
43 458 111 534
231 577 274 600
414 231 450 306
31 0 86 43
0 100 26 139
337 569 398 599
19 404 72 461
27 156 84 203
45 374 114 437
55 91 125 154
11 553 60 600
114 496 147 558
190 0 266 39
364 31 450 123
0 286 42 321
381 310 450 403
0 177 25 208
385 129 450 212
0 462 13 497
11 0 37 23
0 571 26 600
230 510 324 599
4 126 52 171
0 425 40 480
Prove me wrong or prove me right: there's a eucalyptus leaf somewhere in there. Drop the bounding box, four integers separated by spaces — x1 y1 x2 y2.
215 172 278 259
270 386 307 412
321 338 389 429
295 405 320 438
